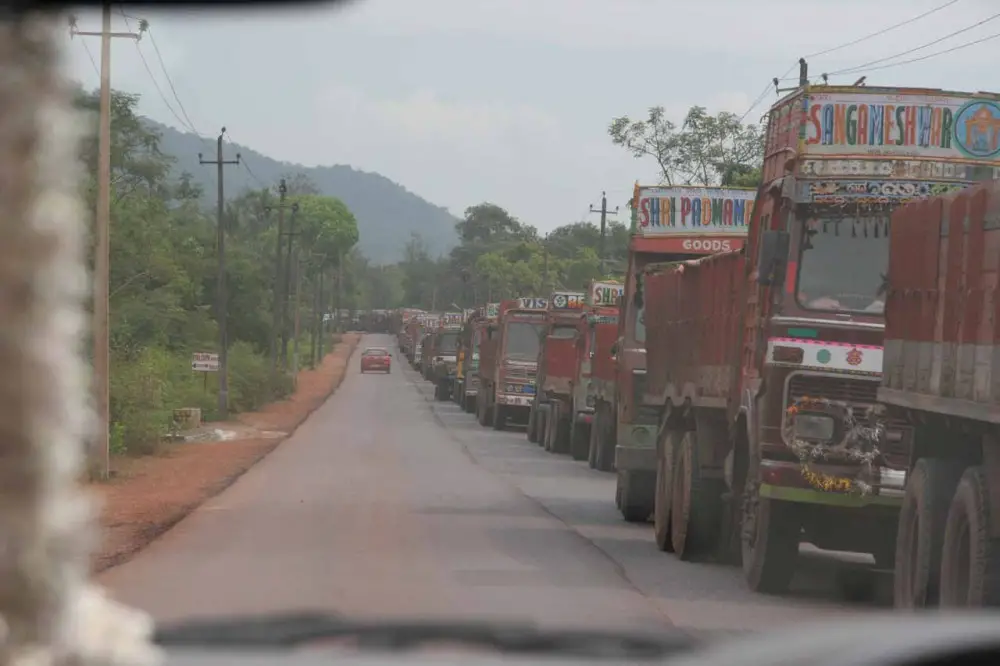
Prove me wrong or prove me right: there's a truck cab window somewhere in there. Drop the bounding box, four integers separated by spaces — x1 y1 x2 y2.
550 325 576 340
796 215 889 314
505 322 546 360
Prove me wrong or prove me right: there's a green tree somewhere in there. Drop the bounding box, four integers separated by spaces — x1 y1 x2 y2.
609 105 764 187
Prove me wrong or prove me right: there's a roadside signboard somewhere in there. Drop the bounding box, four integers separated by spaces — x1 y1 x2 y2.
192 352 219 372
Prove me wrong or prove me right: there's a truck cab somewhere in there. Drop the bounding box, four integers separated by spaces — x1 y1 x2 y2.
580 281 624 466
479 298 548 431
607 184 753 523
527 291 586 454
429 316 463 401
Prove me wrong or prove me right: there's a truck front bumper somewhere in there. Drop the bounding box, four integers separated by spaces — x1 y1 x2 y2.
497 393 533 407
615 423 657 472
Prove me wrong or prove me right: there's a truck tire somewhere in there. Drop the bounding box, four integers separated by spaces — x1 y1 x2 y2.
538 408 550 449
618 470 654 523
527 405 539 443
492 403 508 431
476 391 490 427
464 394 476 414
594 403 615 472
587 416 600 469
894 458 965 609
940 466 1000 607
552 413 571 455
433 382 446 401
671 430 724 561
654 429 677 553
741 471 801 595
569 417 589 461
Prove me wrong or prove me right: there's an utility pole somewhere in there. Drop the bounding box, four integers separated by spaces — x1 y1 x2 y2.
281 205 301 366
199 129 240 420
290 247 303 383
589 191 620 276
69 6 144 481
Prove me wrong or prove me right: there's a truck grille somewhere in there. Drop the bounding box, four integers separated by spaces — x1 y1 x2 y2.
785 374 910 463
504 364 537 384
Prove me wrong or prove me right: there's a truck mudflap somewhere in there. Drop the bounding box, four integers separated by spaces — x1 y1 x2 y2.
614 406 659 472
757 459 907 508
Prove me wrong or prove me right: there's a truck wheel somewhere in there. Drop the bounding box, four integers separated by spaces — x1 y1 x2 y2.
539 408 551 449
465 395 476 414
654 429 677 553
940 466 1000 607
741 473 801 595
594 404 615 472
433 382 446 401
894 458 965 609
552 414 571 455
569 417 589 461
492 404 507 431
527 406 539 443
476 392 490 427
587 409 600 469
671 430 723 561
618 470 654 523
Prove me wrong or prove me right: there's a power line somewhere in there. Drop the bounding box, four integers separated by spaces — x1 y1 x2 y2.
79 39 99 78
804 0 963 59
738 60 798 123
144 24 202 136
826 29 1000 77
223 132 268 189
824 9 1000 77
118 9 192 133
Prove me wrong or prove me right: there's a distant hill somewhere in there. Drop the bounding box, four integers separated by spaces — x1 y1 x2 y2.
148 120 459 263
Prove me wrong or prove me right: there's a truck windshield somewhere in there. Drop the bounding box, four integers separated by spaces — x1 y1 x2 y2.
437 332 459 353
504 321 546 360
549 325 577 340
796 215 889 315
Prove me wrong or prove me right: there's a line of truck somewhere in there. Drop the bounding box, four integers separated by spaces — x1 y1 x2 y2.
390 82 1000 609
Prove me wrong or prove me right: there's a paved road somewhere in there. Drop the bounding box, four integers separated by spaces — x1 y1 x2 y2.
102 333 889 635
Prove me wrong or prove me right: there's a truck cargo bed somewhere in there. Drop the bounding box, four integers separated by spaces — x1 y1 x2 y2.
881 180 1000 424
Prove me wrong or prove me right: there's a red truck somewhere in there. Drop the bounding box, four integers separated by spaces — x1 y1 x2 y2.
880 178 1000 608
476 297 549 430
527 291 587 452
597 184 753 524
570 280 624 461
586 281 625 470
644 85 1000 595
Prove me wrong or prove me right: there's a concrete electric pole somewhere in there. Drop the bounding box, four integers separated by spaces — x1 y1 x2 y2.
199 129 240 420
69 5 144 480
589 191 620 276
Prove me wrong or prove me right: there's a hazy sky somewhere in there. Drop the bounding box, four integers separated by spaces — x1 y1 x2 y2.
63 0 998 232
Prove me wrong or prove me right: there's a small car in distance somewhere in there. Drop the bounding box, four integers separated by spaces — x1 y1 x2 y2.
360 347 391 374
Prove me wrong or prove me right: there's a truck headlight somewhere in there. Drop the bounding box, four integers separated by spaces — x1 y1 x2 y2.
793 414 836 442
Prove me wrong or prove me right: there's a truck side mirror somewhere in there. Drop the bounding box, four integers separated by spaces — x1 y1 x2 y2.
756 230 790 286
609 341 619 356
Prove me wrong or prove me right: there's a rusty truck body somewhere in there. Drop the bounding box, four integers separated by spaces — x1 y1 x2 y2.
527 291 587 453
644 85 1000 595
880 178 1000 608
602 184 753 525
476 297 548 430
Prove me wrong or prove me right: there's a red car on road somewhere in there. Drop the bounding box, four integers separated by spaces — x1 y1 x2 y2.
360 347 391 374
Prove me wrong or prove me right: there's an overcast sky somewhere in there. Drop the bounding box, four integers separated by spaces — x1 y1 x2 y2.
63 0 998 232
